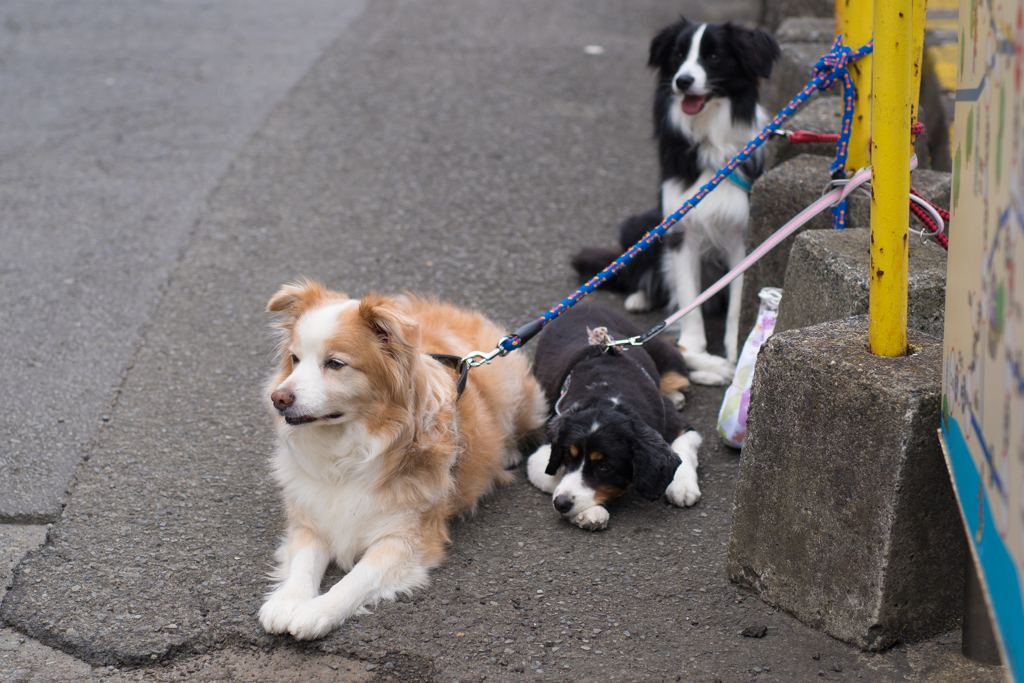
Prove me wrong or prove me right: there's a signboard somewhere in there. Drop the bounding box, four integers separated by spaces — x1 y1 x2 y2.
941 0 1024 677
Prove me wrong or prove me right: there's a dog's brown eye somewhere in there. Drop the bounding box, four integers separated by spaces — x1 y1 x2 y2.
325 358 346 370
290 354 299 365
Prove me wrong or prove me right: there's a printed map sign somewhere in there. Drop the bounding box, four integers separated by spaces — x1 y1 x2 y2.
941 0 1024 676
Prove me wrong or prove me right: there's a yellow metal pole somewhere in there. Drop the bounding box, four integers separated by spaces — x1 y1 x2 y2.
869 0 913 356
844 0 872 170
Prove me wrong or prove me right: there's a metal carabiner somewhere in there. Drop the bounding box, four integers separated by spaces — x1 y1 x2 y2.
611 335 645 347
461 346 506 368
600 334 646 352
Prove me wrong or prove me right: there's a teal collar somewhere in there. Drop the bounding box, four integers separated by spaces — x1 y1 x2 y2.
726 171 753 193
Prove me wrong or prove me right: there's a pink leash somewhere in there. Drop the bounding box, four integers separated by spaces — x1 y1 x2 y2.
655 159 909 333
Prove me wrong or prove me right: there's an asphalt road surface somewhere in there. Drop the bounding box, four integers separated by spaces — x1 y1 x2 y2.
0 0 1005 681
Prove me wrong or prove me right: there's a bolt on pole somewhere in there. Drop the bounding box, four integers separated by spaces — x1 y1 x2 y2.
869 0 913 356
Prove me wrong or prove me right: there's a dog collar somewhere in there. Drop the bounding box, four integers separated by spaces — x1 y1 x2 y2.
427 354 469 400
554 373 573 416
553 353 658 417
726 171 753 193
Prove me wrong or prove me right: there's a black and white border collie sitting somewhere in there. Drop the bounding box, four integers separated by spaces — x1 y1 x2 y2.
573 18 780 386
526 304 702 531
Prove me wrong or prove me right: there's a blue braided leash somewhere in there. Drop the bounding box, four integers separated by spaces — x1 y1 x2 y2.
819 38 868 231
487 36 873 358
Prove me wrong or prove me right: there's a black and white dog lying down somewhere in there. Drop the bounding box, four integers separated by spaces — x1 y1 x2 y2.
527 304 702 531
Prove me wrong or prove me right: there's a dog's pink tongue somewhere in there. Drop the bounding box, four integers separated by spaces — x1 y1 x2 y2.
681 95 706 115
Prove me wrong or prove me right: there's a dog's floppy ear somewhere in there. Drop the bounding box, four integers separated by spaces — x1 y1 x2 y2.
267 278 332 316
649 17 690 69
267 279 343 339
726 23 781 79
358 292 421 354
544 415 568 476
629 417 680 500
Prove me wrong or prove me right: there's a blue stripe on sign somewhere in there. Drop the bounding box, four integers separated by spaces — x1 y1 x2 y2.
956 74 987 102
942 416 1022 680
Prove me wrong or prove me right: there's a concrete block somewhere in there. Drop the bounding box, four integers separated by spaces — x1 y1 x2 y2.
763 0 833 32
775 17 836 43
762 43 837 116
741 154 951 339
774 228 948 338
742 155 867 337
726 316 966 650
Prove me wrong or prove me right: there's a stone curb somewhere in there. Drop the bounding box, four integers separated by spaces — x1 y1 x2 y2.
727 316 966 650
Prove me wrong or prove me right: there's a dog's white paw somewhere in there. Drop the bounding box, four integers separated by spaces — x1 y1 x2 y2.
287 597 342 641
688 370 730 386
665 470 701 507
682 351 735 385
624 291 650 312
259 591 311 634
527 445 560 494
666 431 701 507
571 505 609 531
502 448 524 469
666 390 686 410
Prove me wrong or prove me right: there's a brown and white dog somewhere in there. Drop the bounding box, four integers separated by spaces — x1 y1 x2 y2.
258 280 547 640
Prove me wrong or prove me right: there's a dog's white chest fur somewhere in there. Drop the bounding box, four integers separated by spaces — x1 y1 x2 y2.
662 170 749 253
661 100 767 251
272 428 417 571
668 98 761 171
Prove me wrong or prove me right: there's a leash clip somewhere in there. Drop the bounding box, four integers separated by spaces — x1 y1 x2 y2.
603 335 645 349
462 347 506 368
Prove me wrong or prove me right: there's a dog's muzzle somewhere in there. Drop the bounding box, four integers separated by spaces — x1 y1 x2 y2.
553 494 575 515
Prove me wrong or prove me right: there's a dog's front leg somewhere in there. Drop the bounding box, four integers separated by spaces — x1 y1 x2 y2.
666 230 707 355
723 241 746 365
286 537 428 640
259 527 330 634
668 234 735 385
665 430 702 507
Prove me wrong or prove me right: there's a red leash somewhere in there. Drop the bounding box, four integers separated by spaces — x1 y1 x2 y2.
782 121 947 250
909 188 950 250
779 121 926 144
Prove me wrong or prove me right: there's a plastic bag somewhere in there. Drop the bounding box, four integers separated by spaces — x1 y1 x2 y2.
717 287 783 448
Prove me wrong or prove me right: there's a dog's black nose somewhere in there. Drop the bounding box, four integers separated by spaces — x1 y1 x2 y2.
553 495 574 514
675 74 695 91
271 388 295 412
